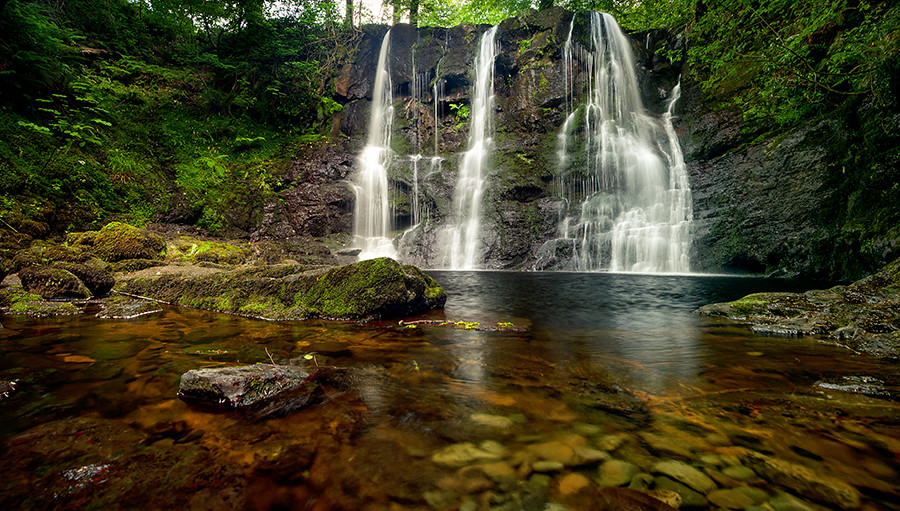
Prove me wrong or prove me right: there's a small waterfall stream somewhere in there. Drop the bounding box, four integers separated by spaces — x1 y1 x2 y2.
444 25 499 270
553 13 693 273
353 29 397 260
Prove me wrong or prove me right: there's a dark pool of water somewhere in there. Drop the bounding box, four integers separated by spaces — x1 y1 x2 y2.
1 272 898 510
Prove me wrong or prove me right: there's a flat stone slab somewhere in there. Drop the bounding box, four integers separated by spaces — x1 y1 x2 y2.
96 298 163 319
178 364 313 408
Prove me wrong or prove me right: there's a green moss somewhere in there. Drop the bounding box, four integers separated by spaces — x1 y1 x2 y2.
300 258 446 319
18 266 91 299
118 258 444 321
91 222 166 263
729 294 771 315
166 236 248 265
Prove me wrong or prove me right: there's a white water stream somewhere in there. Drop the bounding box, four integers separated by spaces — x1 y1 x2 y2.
353 30 397 260
555 13 692 272
443 25 499 269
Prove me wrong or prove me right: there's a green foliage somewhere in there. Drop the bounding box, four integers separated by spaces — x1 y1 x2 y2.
683 1 900 129
0 0 357 235
449 102 470 130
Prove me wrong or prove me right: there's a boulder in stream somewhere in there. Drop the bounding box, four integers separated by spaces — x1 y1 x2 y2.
178 364 315 410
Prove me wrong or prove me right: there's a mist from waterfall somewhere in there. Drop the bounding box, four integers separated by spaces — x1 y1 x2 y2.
554 12 693 273
443 25 499 270
353 30 397 260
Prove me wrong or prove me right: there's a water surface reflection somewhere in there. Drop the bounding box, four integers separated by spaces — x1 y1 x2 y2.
1 272 897 510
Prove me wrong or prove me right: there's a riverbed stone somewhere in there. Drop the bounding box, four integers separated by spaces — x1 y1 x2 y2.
721 464 756 481
653 476 709 508
471 413 515 430
734 486 769 505
532 460 565 472
557 473 591 496
707 488 754 509
647 489 682 509
472 461 516 480
640 432 695 458
595 433 627 452
571 446 611 465
766 492 818 511
177 364 313 408
597 459 641 487
526 440 576 465
741 452 860 509
651 459 717 494
432 442 506 467
628 472 655 491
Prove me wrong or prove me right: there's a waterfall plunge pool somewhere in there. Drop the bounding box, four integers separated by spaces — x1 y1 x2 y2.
1 272 898 509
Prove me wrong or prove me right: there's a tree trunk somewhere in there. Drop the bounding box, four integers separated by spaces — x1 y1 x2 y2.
410 0 418 26
345 0 354 28
392 0 401 24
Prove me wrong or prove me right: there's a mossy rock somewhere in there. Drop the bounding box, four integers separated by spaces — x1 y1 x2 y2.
91 222 165 263
0 286 80 316
117 258 446 321
0 254 12 283
166 237 249 265
66 231 97 248
11 242 87 272
18 265 92 299
0 229 32 250
300 257 447 319
54 262 115 296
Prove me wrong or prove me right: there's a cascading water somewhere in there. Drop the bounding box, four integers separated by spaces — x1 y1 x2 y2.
353 30 397 260
554 12 692 273
444 25 499 270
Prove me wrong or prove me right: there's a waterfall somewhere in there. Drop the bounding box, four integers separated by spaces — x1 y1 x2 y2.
445 25 499 270
554 13 692 273
353 30 397 260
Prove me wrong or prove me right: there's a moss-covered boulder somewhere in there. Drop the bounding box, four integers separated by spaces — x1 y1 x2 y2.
116 257 446 321
0 286 81 316
301 257 447 319
0 253 12 283
19 266 92 299
84 222 166 262
54 262 115 296
166 237 249 265
11 242 87 272
697 256 900 357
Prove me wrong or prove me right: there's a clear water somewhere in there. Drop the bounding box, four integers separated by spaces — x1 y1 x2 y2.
2 273 899 509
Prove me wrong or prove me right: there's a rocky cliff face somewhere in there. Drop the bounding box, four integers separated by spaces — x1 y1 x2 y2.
259 7 898 280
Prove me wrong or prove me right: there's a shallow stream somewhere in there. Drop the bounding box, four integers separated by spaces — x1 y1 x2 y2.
1 272 898 510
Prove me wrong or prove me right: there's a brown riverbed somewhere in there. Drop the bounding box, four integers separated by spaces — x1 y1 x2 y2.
1 271 898 510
